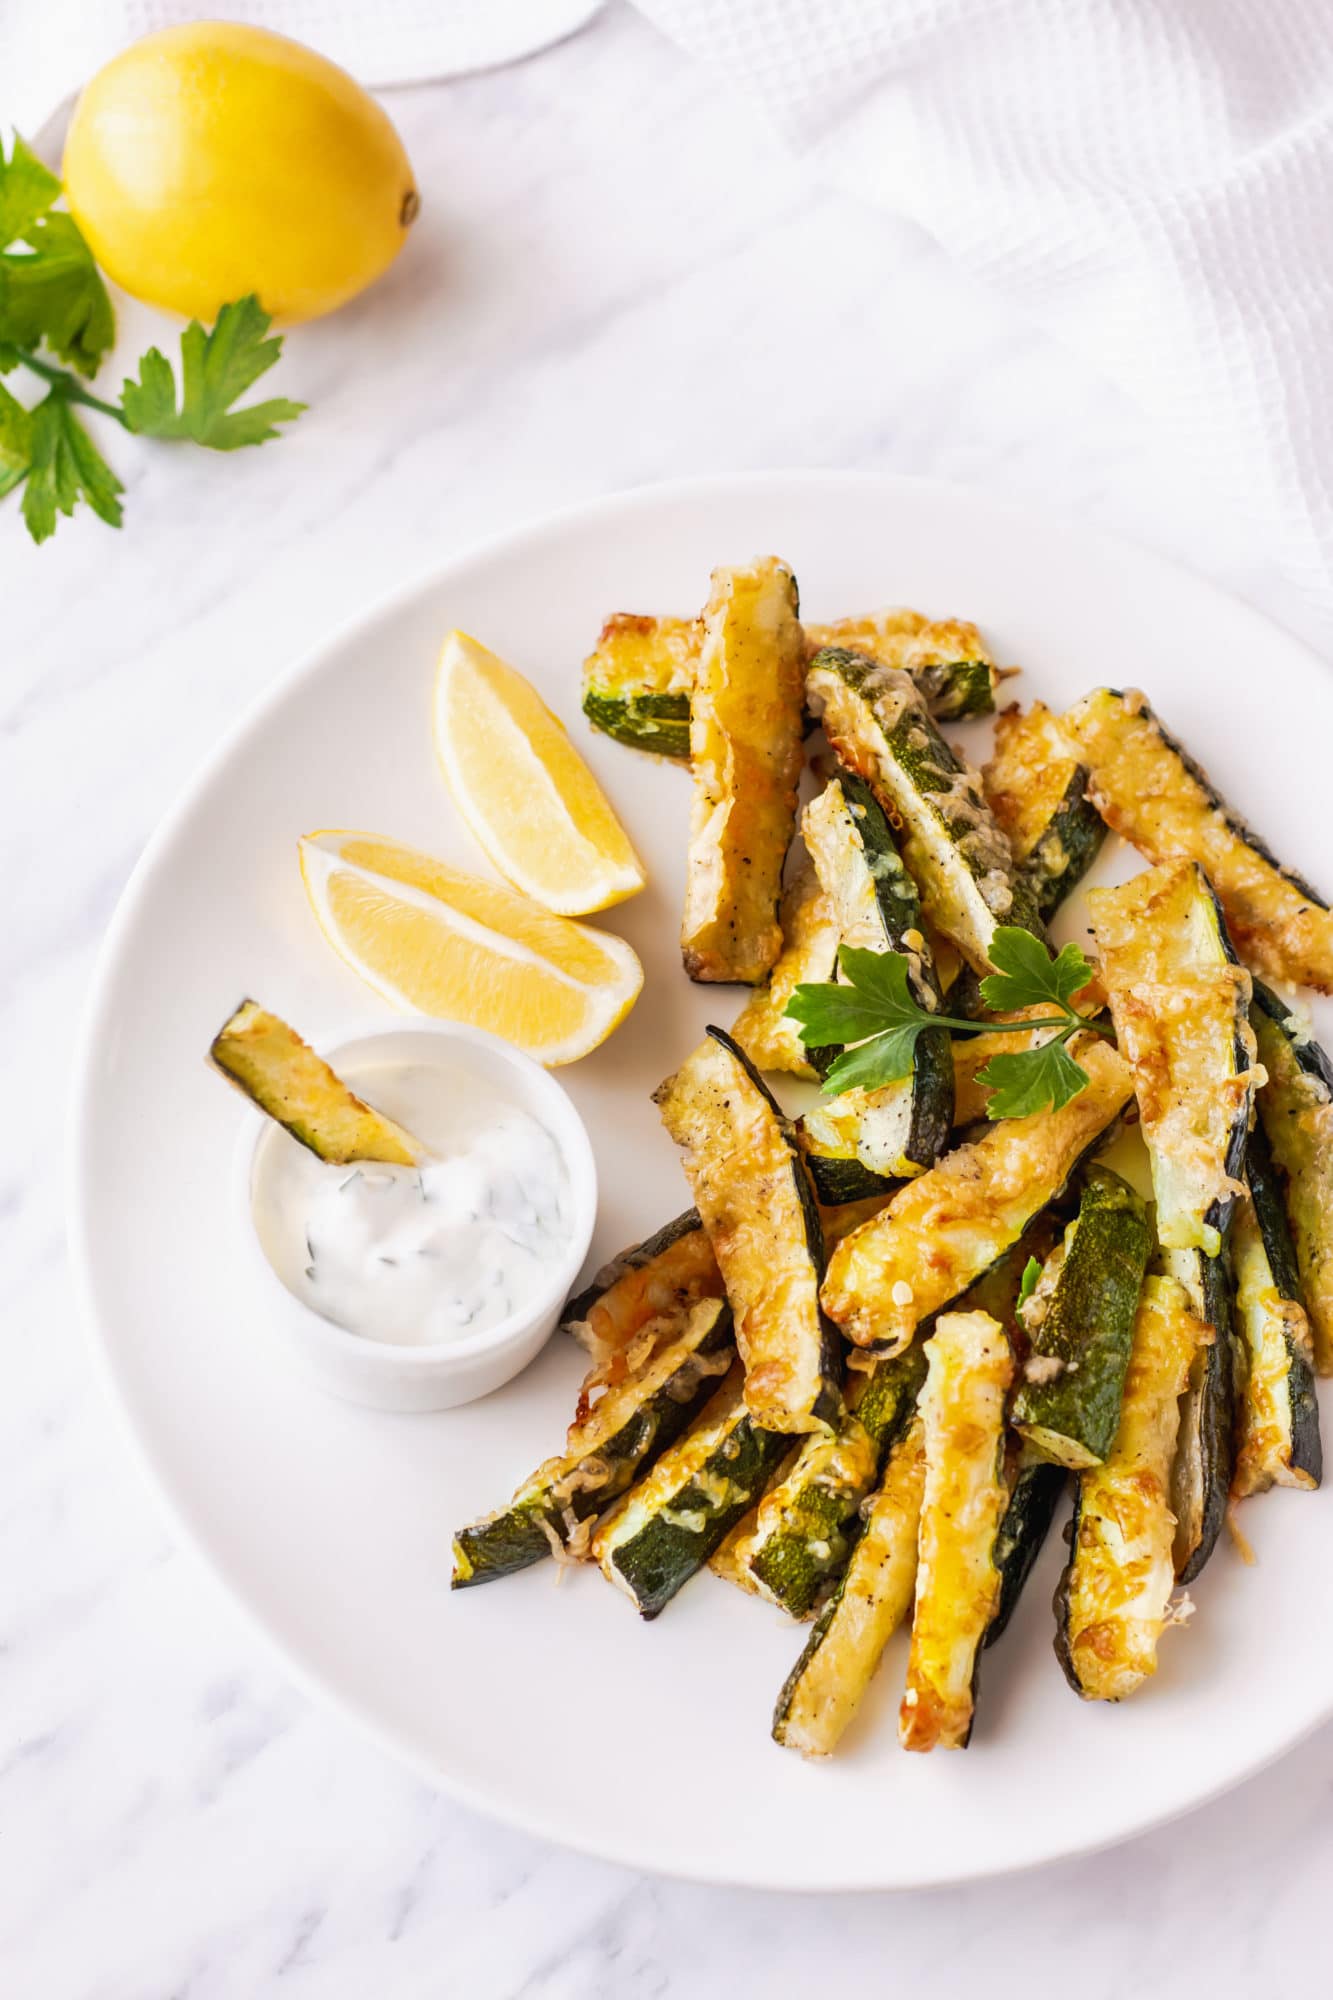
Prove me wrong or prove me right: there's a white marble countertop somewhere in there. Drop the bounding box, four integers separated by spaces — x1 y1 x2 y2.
8 6 1333 1994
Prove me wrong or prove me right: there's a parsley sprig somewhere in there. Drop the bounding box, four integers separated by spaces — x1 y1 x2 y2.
0 132 304 542
785 926 1111 1120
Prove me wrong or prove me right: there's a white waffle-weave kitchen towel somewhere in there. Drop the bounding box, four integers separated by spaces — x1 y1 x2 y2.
4 1 605 137
634 0 1333 628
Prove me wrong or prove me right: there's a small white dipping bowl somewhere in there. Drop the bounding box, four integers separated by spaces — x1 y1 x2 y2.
232 1019 598 1413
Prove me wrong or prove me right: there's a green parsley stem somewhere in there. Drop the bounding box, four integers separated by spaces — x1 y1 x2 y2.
936 1010 1113 1040
14 351 128 427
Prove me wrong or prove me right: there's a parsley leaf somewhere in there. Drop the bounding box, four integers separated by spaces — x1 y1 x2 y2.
787 926 1105 1118
0 132 60 250
0 213 114 375
787 947 928 1049
787 947 935 1094
1016 1256 1042 1313
979 926 1093 1015
122 295 306 448
0 378 32 498
977 1036 1090 1119
20 391 123 542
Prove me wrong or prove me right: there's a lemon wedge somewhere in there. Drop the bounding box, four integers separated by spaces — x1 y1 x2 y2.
433 631 646 915
299 831 644 1064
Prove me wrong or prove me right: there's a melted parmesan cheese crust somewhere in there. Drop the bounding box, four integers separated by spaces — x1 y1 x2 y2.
736 1414 880 1613
821 1036 1133 1348
1254 1010 1333 1374
566 1224 723 1366
1089 861 1257 1255
730 857 841 1078
583 613 699 700
900 1312 1011 1751
983 701 1082 862
681 559 806 984
1061 688 1333 993
1231 1194 1318 1494
776 1420 926 1757
1062 1276 1201 1700
808 610 991 678
656 1035 831 1432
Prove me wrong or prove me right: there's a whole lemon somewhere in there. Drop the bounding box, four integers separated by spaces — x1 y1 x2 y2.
63 22 419 324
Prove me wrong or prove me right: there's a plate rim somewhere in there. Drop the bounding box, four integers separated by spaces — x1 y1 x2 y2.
67 468 1333 1891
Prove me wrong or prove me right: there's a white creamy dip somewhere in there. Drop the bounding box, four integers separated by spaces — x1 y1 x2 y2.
251 1058 572 1347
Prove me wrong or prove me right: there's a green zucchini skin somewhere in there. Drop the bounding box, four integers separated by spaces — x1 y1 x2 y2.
581 687 692 759
600 1396 789 1619
560 1207 705 1337
912 658 995 722
805 646 1041 974
986 1455 1066 1647
451 1297 733 1588
1024 771 1106 924
1166 1247 1237 1584
745 1345 928 1620
1234 1122 1321 1492
802 1153 897 1206
1011 1167 1154 1468
1252 978 1333 1096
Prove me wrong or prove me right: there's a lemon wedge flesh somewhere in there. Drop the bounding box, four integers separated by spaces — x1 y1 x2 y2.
300 831 643 1065
434 631 646 915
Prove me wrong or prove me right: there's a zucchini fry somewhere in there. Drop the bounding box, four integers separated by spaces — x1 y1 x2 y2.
581 613 696 758
1011 1166 1153 1469
899 1310 1013 1751
681 558 806 984
1232 1123 1322 1496
772 1418 927 1756
1089 859 1255 1581
1062 687 1333 993
1055 1275 1202 1699
982 700 1105 923
655 1029 841 1433
1089 860 1256 1258
1251 979 1333 1373
806 645 1035 973
210 1000 423 1165
821 1035 1133 1351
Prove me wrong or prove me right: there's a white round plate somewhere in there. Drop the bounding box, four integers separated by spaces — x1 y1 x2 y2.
72 473 1333 1890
